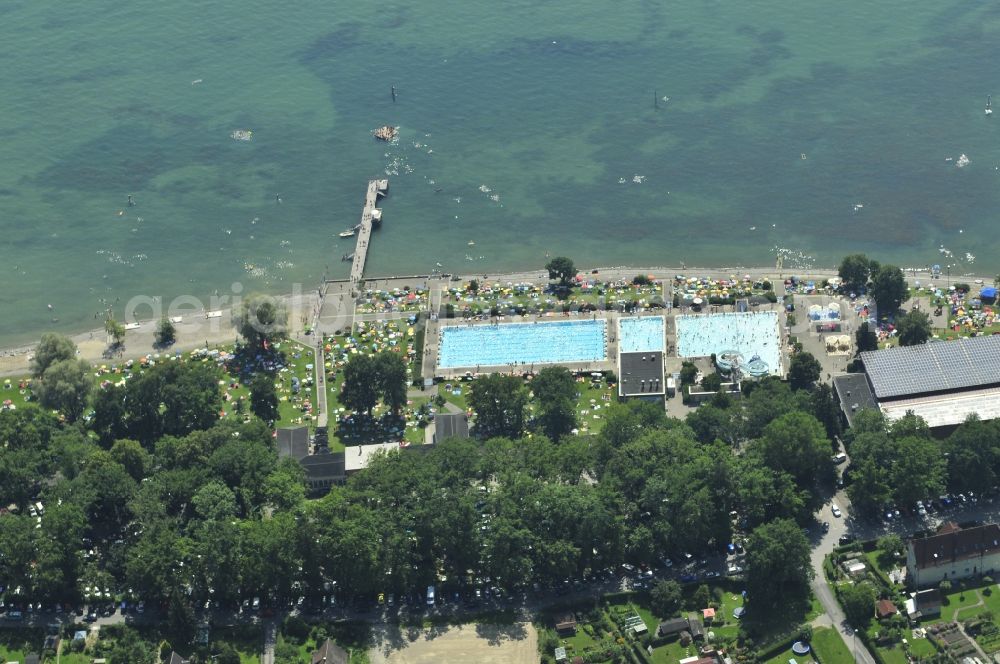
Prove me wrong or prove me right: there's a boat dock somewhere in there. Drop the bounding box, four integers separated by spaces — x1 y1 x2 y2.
349 179 388 283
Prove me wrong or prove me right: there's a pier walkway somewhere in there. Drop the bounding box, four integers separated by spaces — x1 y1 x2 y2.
349 179 388 284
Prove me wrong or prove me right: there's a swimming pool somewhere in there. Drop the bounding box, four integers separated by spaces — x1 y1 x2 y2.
619 316 665 353
675 312 780 375
438 320 607 368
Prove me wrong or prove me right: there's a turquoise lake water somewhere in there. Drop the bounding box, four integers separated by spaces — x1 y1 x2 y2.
3 0 1000 344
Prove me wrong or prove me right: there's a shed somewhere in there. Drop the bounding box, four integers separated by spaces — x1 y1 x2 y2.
555 613 578 635
687 614 705 641
658 617 691 638
24 655 38 664
876 599 898 619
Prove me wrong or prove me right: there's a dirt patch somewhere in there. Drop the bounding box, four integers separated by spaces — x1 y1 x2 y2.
368 623 538 664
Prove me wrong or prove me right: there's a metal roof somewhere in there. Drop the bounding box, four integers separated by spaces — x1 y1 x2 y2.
860 335 1000 399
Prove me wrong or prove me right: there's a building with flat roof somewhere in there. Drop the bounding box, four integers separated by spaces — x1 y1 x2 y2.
276 426 309 461
618 351 664 403
433 412 470 443
344 442 400 473
832 373 877 427
835 336 1000 431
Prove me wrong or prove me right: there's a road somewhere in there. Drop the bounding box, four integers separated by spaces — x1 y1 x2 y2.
261 620 276 664
808 451 879 664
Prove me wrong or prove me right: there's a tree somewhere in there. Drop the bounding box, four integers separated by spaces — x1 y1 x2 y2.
679 362 698 386
838 254 872 291
788 352 821 390
537 398 577 441
691 584 711 611
532 367 578 441
809 384 843 440
745 518 813 612
249 374 279 423
110 439 152 481
374 351 408 415
154 317 176 347
469 374 528 439
753 411 833 488
105 317 126 347
841 582 877 627
701 373 722 393
545 256 576 287
32 358 92 421
855 322 878 353
896 309 932 346
650 579 682 617
870 264 907 316
30 333 76 377
532 366 577 405
340 354 379 415
877 534 903 566
234 293 288 350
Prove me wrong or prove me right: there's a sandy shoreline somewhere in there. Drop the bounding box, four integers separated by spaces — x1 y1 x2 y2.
0 263 979 378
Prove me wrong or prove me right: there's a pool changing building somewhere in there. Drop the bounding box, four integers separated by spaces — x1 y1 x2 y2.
617 316 666 404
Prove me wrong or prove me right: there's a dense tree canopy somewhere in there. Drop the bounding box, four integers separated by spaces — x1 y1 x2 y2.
870 264 907 315
838 254 874 292
545 256 576 287
32 358 92 421
896 309 932 346
855 321 878 353
788 352 821 390
745 518 813 612
469 374 529 438
30 332 77 377
234 293 288 350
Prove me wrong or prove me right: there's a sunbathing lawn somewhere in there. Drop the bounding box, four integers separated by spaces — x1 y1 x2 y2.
810 627 853 664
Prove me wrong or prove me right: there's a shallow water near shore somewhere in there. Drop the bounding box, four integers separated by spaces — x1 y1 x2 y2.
2 0 1000 345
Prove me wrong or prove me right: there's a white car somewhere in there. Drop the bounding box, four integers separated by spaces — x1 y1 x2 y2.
831 504 842 518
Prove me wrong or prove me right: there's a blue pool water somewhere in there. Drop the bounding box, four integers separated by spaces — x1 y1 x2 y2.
438 320 607 368
619 316 665 353
675 312 780 375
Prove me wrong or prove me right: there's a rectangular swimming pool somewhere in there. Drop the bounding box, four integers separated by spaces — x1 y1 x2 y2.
438 319 607 369
619 316 665 353
675 312 780 375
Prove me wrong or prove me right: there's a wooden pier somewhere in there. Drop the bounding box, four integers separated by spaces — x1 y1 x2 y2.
349 179 388 283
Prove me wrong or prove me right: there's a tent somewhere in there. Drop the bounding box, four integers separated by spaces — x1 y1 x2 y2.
981 286 998 300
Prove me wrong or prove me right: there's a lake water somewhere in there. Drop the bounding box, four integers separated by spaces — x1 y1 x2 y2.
2 0 1000 344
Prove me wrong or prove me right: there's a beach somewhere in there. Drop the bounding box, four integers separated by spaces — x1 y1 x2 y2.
1 262 980 378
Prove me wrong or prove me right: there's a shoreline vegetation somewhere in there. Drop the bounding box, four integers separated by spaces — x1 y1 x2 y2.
0 263 982 377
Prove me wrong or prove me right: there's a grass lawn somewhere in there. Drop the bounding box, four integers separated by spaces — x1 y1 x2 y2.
810 627 853 664
941 586 984 618
907 636 937 658
0 628 42 663
875 643 908 664
648 638 698 664
438 381 469 411
979 584 1000 615
214 625 263 664
764 644 816 664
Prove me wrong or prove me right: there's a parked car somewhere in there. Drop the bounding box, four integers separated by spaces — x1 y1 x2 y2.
831 504 842 518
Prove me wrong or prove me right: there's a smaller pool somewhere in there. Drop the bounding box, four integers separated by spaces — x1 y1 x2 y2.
619 316 665 353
